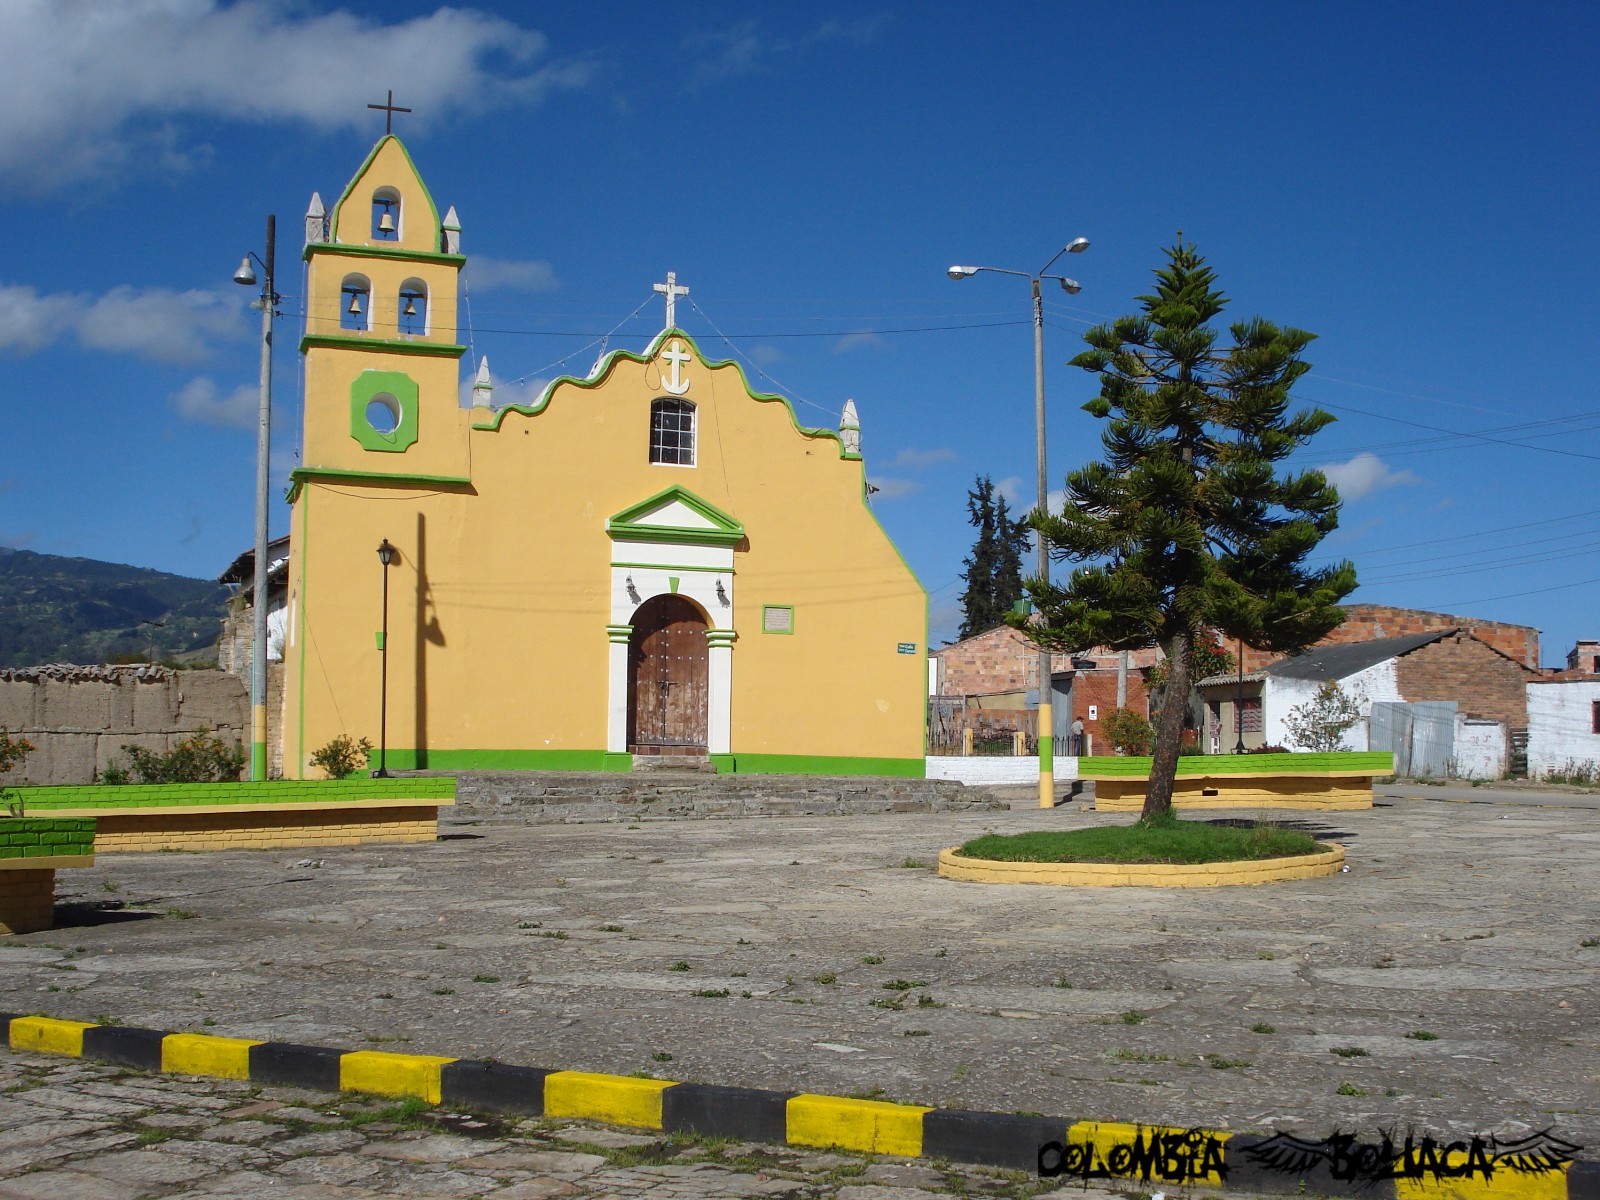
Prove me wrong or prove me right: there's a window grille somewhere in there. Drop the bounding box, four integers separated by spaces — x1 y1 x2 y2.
1236 697 1263 733
650 399 695 466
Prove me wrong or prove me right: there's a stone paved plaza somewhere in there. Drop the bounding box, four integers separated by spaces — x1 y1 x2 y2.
2 787 1597 1189
0 1051 1145 1198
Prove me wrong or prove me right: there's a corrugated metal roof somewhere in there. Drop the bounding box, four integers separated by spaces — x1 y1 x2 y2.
1262 629 1455 682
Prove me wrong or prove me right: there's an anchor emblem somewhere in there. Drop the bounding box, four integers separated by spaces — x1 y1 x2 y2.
660 339 691 396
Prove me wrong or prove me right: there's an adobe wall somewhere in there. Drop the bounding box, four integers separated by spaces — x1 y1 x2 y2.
1394 633 1532 729
0 666 276 786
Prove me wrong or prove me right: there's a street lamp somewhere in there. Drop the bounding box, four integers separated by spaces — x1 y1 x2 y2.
232 216 278 781
374 539 396 778
948 238 1090 810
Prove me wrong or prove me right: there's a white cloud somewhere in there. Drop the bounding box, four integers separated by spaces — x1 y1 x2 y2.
891 447 957 470
0 284 76 353
868 476 920 499
0 1 592 191
1317 452 1418 501
991 477 1063 517
750 344 786 367
463 257 560 293
456 365 550 409
833 331 885 354
169 376 256 429
0 281 246 363
683 16 887 86
77 286 247 363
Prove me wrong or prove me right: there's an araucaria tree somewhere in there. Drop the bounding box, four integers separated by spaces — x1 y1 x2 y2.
1024 241 1357 819
958 475 1032 640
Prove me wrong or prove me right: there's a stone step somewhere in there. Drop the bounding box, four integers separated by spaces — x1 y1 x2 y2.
631 754 716 774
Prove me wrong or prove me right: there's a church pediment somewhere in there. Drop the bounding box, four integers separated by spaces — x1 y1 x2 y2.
607 486 744 547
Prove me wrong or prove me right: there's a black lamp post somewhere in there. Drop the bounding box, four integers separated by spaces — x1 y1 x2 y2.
374 539 395 777
1234 637 1247 754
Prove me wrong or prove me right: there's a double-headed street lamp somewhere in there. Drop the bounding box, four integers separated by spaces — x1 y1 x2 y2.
232 216 278 782
948 237 1089 810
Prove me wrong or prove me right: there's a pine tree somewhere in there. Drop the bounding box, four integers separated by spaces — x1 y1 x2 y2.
959 476 1032 640
1024 241 1357 819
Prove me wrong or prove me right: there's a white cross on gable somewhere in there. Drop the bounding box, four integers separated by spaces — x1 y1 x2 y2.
653 271 689 329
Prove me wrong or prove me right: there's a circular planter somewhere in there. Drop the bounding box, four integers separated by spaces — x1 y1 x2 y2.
936 842 1345 888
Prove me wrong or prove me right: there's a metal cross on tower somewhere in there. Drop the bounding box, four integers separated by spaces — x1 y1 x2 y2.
367 90 412 134
653 272 689 330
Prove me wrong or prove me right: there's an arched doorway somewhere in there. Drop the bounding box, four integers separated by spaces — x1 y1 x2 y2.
627 595 709 754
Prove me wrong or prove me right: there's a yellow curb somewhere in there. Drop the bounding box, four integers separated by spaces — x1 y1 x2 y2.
543 1071 673 1129
937 844 1346 887
786 1093 933 1157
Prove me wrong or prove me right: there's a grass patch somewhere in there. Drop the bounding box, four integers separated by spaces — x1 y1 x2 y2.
1406 1030 1438 1041
956 813 1325 865
1330 1045 1369 1058
1337 1082 1367 1096
1251 1023 1277 1034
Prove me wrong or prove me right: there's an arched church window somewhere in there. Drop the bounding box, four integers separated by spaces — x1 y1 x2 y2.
398 279 428 336
650 398 696 466
340 274 371 332
372 187 401 241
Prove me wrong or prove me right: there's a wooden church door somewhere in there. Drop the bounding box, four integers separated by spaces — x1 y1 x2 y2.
627 595 709 753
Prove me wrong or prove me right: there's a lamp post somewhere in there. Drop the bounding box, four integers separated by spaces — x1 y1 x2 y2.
375 539 395 778
232 216 278 782
949 239 1089 810
1234 637 1247 754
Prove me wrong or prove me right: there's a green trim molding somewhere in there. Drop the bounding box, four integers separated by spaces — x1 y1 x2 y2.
301 334 466 359
350 369 419 453
1078 752 1395 779
287 466 473 504
472 330 853 462
354 750 920 777
719 754 924 778
376 749 627 773
327 135 445 250
303 242 465 269
0 818 96 860
606 485 746 548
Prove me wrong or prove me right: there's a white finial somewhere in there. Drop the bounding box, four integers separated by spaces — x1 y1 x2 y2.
442 205 461 255
471 357 493 408
304 192 327 245
653 271 689 330
840 398 861 454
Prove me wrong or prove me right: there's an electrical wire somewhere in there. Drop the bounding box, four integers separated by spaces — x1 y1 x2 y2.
686 297 842 421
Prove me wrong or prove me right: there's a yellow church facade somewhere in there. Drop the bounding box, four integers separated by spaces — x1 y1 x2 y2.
280 136 928 777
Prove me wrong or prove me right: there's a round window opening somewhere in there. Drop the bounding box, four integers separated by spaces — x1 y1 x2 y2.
366 394 401 435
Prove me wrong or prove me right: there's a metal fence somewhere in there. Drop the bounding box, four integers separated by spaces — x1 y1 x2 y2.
927 697 1039 756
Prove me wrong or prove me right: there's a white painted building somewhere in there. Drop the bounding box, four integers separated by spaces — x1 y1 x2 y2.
1526 677 1600 779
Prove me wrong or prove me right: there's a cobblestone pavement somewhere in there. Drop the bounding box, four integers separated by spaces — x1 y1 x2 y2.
0 1051 1181 1199
3 795 1598 1149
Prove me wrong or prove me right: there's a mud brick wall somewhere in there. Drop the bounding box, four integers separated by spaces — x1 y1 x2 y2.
0 666 258 786
1395 633 1533 728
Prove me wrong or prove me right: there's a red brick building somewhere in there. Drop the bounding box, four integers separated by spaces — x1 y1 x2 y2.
930 625 1158 754
1234 604 1541 673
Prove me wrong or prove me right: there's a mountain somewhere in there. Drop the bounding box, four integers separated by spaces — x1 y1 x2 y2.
0 549 229 668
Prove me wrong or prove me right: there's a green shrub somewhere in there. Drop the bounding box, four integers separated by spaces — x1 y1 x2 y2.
1103 707 1154 755
101 729 246 784
310 734 374 780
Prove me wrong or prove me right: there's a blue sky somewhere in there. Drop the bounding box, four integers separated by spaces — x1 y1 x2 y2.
1 1 1595 664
